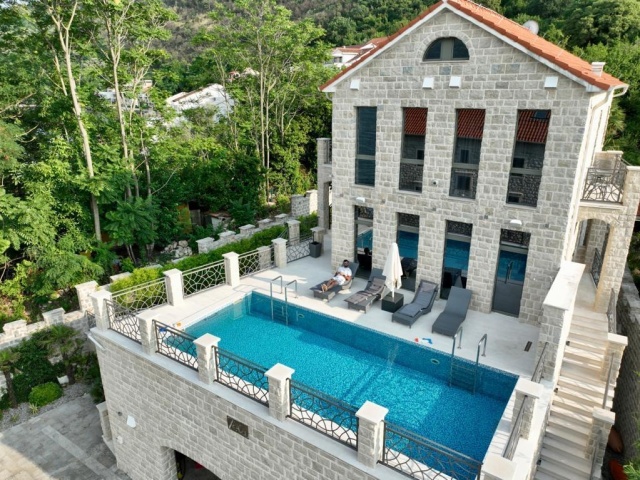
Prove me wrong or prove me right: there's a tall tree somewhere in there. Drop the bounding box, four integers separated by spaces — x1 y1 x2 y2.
0 349 21 408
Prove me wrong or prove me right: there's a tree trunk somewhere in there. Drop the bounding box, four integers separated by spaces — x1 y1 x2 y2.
3 371 17 408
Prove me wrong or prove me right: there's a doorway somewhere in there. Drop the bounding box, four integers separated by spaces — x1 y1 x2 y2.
397 213 420 291
441 221 472 299
492 230 530 316
355 206 374 279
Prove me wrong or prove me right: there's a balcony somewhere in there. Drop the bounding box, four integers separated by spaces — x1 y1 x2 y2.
581 156 626 203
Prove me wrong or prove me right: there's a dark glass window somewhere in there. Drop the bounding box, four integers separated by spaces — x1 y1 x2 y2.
424 38 469 61
356 107 377 186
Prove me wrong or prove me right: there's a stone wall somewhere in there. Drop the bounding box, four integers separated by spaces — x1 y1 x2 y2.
291 190 318 218
196 214 289 254
93 330 380 480
613 268 640 462
326 8 607 325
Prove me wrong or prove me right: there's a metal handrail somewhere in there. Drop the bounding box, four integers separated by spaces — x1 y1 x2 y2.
602 352 615 409
285 280 298 326
589 431 604 479
503 396 527 460
476 334 488 364
607 288 617 334
270 276 283 321
449 326 463 387
531 341 549 383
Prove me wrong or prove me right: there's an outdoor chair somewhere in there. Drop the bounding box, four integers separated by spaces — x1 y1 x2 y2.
311 261 359 301
391 279 439 328
431 286 473 337
344 269 387 313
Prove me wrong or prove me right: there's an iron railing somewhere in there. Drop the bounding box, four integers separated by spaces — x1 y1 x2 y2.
399 161 424 192
589 431 605 479
182 260 225 298
591 248 603 287
154 321 198 370
86 311 96 329
238 248 273 278
582 160 626 203
105 300 141 344
607 288 617 334
286 234 313 263
531 341 549 383
216 348 269 406
288 380 358 450
382 422 482 480
503 396 527 460
111 277 168 312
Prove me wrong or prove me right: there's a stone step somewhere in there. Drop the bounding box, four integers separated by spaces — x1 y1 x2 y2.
553 394 597 416
573 308 608 323
567 330 608 348
566 335 607 354
561 357 602 380
549 403 592 428
546 415 591 438
545 424 589 450
564 345 605 367
539 445 591 477
558 375 610 398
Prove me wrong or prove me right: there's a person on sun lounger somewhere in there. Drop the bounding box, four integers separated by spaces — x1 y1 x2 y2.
322 260 352 291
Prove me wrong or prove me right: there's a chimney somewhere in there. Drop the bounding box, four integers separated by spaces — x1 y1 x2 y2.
591 62 606 77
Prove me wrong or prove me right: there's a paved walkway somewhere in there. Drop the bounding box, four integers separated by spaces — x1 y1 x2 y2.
0 394 129 480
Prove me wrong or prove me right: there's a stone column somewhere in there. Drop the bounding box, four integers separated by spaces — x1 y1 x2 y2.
219 230 235 245
90 290 113 330
239 224 256 237
482 454 518 480
96 402 113 442
272 238 288 268
223 252 240 287
274 213 288 225
537 304 569 383
258 218 272 230
513 378 543 439
257 246 272 271
265 363 294 421
310 226 326 245
194 334 220 385
355 401 388 469
196 237 214 254
306 189 318 214
601 333 627 381
163 269 184 307
42 308 65 326
139 316 157 356
287 219 300 245
75 280 98 313
587 408 615 461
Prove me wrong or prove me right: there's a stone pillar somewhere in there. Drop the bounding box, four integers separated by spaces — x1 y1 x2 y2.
194 334 220 385
96 402 113 442
75 280 98 313
310 226 325 245
274 213 288 225
287 219 300 245
258 218 272 230
271 238 288 268
42 308 65 326
257 246 272 271
513 378 543 439
219 230 235 245
306 189 318 214
265 363 294 421
482 454 518 480
584 219 608 271
223 252 240 287
587 408 615 461
601 333 627 381
238 224 256 237
537 304 569 383
163 269 184 307
196 237 215 254
90 290 113 330
355 401 388 468
139 317 157 356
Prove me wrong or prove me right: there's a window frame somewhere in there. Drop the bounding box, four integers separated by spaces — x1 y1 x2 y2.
423 37 470 62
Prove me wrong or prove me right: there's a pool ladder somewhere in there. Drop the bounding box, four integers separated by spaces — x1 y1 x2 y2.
449 328 488 394
269 276 297 326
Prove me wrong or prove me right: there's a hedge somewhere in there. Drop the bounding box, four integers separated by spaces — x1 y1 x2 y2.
29 382 63 407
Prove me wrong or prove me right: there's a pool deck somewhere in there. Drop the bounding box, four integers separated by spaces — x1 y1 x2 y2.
145 235 543 379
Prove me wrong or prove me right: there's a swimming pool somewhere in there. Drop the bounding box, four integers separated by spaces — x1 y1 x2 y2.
186 292 516 466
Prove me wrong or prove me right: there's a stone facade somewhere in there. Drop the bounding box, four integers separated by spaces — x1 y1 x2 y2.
93 330 381 480
613 268 640 462
291 190 318 218
321 7 634 325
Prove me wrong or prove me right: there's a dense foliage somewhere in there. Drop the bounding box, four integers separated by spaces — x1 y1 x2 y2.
28 382 63 408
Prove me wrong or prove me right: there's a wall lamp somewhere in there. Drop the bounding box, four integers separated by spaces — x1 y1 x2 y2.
509 219 523 228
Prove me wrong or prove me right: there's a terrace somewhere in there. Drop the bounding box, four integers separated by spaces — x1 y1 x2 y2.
90 233 605 479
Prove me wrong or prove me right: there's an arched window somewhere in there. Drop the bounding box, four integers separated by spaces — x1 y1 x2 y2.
423 37 469 61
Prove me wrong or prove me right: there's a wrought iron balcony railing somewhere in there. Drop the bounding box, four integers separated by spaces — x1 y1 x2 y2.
582 159 626 203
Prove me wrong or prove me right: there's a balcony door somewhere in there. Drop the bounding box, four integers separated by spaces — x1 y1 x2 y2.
492 230 529 316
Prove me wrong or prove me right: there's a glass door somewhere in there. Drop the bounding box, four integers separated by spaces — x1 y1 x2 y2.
492 230 530 316
441 221 472 299
355 206 374 279
397 213 420 291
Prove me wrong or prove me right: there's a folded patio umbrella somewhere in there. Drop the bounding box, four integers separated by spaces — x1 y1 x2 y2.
382 242 403 299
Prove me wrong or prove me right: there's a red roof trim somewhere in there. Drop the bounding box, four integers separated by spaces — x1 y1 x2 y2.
320 0 626 92
457 109 485 139
516 110 550 144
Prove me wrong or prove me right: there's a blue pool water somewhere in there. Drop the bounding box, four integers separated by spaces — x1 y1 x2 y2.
397 230 419 258
444 239 471 272
496 250 527 283
356 229 373 251
187 293 517 464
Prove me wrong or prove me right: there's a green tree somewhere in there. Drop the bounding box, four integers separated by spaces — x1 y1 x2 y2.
0 349 21 408
38 325 84 385
105 196 157 261
562 0 640 47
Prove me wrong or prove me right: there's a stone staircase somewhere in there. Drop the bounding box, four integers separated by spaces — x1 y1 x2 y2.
536 307 614 480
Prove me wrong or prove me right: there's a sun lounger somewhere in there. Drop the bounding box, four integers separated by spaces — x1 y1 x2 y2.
391 279 439 328
311 262 359 301
344 269 387 312
431 286 472 337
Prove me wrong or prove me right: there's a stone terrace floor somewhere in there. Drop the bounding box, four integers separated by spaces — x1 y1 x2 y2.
141 233 580 379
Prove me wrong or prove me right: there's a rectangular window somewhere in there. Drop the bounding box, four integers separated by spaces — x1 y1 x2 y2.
399 107 428 193
506 110 550 207
449 109 485 199
356 107 377 186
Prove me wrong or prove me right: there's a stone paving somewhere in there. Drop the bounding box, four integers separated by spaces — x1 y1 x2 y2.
0 394 129 480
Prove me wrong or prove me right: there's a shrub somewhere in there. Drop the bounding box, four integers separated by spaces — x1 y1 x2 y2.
111 266 163 292
28 382 63 407
12 335 58 403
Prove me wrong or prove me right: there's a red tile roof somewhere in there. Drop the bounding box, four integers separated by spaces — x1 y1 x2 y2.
320 0 626 92
516 110 550 144
457 109 485 139
404 108 428 135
